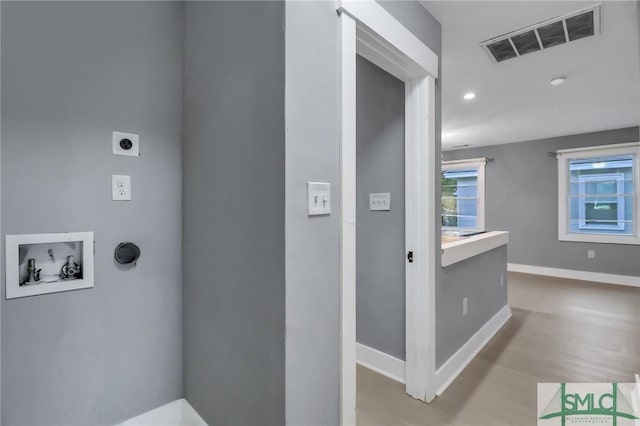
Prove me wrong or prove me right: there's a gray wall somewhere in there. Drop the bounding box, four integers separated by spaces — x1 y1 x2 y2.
1 2 184 424
356 56 406 361
437 247 508 367
285 2 341 424
370 1 446 365
444 127 640 277
182 2 285 425
378 0 443 57
370 1 509 373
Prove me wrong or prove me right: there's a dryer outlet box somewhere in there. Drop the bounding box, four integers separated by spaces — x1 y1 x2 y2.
113 131 140 157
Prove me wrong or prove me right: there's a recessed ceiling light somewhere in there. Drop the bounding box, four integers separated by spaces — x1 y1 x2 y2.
550 77 565 86
463 92 476 100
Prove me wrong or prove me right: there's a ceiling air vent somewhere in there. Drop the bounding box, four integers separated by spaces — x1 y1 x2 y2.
480 4 601 64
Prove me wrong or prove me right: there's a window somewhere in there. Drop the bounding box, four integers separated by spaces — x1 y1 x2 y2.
558 142 639 244
441 158 486 231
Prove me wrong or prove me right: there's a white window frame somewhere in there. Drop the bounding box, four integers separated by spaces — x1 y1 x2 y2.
558 142 640 245
577 173 625 231
441 158 486 232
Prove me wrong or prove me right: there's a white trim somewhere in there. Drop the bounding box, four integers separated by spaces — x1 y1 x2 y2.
338 0 439 418
338 1 438 80
441 157 487 167
426 76 437 403
557 141 639 155
356 343 405 384
0 0 3 411
118 398 207 426
339 13 357 426
404 76 437 403
557 142 640 245
442 158 486 232
507 263 640 288
5 232 94 299
632 376 640 425
556 233 640 245
441 231 509 267
434 305 512 396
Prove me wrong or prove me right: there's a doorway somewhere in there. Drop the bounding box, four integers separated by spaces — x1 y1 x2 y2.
337 2 439 424
355 54 406 376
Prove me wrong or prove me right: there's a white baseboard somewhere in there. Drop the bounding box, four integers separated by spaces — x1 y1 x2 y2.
118 398 207 426
356 343 405 384
508 263 640 288
434 305 512 396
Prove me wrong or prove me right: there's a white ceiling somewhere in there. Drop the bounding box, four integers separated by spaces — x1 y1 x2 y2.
420 1 640 150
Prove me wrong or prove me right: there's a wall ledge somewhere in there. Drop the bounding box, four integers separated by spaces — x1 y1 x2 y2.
508 263 640 288
118 398 207 426
434 305 512 396
442 231 509 267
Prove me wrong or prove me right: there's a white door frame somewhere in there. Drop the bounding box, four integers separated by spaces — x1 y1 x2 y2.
338 2 439 424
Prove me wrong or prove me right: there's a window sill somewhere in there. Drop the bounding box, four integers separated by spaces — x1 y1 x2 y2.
559 233 640 245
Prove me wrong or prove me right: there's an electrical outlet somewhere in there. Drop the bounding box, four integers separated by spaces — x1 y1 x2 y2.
500 273 504 288
112 175 131 201
462 297 468 317
587 249 595 259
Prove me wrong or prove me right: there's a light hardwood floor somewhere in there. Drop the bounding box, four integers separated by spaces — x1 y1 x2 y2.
357 272 640 425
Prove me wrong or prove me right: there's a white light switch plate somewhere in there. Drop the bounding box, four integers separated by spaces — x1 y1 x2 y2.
112 175 131 201
369 193 390 211
308 182 331 216
113 131 140 157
